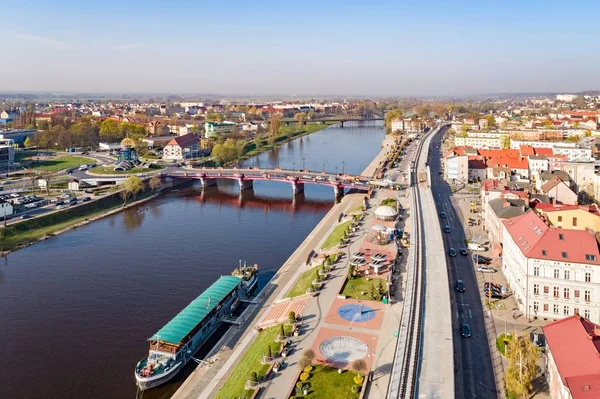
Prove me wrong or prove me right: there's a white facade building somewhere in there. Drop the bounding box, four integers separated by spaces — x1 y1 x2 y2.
454 131 508 149
502 211 600 324
445 155 468 183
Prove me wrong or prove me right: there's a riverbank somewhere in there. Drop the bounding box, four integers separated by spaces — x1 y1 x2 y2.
172 132 398 399
0 188 161 255
237 122 336 163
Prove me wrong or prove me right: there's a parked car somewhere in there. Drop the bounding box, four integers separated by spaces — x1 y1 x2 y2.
56 204 69 210
473 254 491 264
20 214 32 219
459 248 468 256
461 323 472 338
444 225 451 233
530 332 546 348
455 280 465 292
55 200 65 206
449 248 457 257
82 196 91 202
478 266 496 273
440 211 446 218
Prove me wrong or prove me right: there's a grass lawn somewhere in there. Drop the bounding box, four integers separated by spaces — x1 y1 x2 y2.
215 324 290 399
341 276 387 301
28 155 94 172
321 221 352 250
290 365 360 399
286 267 319 298
89 166 163 175
496 333 513 356
380 198 397 207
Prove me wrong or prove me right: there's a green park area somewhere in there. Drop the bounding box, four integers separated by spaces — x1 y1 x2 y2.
25 155 94 173
286 268 318 299
380 198 397 207
290 365 361 399
215 324 291 399
321 221 352 250
341 276 387 301
89 165 163 175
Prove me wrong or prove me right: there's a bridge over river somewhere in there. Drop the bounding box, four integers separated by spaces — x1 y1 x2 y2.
166 167 373 196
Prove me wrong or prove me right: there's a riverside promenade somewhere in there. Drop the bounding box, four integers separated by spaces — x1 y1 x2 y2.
172 135 400 399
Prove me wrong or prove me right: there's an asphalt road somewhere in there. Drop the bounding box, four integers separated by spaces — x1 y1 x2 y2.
428 129 498 399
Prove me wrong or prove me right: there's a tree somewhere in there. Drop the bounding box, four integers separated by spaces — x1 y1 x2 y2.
148 175 161 192
303 349 315 362
206 113 224 123
501 135 511 149
459 124 469 136
298 356 312 371
24 137 32 148
294 112 307 130
351 359 367 377
485 114 496 130
385 109 403 128
307 109 315 120
505 335 539 398
121 176 144 205
269 113 282 138
265 345 272 359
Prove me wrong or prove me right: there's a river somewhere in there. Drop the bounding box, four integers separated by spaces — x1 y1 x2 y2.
0 121 385 399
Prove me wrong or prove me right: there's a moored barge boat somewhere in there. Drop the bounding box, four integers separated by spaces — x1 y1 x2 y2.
135 264 258 390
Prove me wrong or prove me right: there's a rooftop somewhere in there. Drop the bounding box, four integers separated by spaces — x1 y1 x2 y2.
543 315 600 399
150 275 242 345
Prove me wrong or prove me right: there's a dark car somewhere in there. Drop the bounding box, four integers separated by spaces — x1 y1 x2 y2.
20 214 32 219
69 198 78 204
55 200 65 206
530 332 546 348
461 323 472 338
449 248 457 257
82 196 91 202
473 254 491 264
444 225 451 233
440 211 446 218
460 248 468 256
455 280 465 292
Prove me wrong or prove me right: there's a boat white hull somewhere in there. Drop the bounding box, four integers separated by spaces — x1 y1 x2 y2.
136 360 184 391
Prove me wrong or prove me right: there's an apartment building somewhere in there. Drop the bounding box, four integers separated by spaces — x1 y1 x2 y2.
454 131 508 149
502 211 600 324
535 203 600 231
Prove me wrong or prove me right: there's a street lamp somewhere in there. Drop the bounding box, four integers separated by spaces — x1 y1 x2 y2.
293 162 296 177
322 163 325 173
302 157 306 171
342 160 345 175
335 166 338 175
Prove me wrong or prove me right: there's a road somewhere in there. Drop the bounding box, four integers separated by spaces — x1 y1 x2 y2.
427 128 498 399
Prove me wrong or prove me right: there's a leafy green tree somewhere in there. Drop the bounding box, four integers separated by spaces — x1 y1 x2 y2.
24 137 32 148
501 136 511 149
485 114 496 130
206 113 224 123
385 109 403 128
505 335 539 398
121 176 145 205
268 113 282 145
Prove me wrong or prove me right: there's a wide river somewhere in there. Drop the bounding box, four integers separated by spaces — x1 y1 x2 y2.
0 121 385 399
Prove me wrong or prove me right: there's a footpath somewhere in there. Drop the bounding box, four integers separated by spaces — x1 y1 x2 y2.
173 134 402 399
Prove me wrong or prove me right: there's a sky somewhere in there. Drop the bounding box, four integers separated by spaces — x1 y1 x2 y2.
1 0 599 96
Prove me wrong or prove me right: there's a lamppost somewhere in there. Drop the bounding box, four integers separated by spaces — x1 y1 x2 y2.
335 166 338 175
342 160 345 175
302 157 306 171
322 163 325 173
293 162 296 177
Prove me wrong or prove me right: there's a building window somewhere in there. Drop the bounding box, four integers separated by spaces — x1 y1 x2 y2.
541 250 547 257
585 290 591 302
554 287 560 298
585 255 597 262
564 305 570 315
543 303 549 312
544 286 549 294
553 304 559 314
533 302 539 312
564 270 570 280
534 266 540 276
564 288 570 299
558 216 563 222
586 272 592 282
562 252 568 259
534 284 539 295
584 309 591 319
559 233 564 240
554 269 559 279
574 307 580 316
573 217 577 227
575 290 580 298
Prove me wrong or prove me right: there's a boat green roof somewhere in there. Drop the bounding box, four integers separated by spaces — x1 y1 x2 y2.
150 275 242 345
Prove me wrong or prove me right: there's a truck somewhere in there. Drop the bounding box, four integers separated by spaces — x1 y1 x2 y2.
468 242 486 251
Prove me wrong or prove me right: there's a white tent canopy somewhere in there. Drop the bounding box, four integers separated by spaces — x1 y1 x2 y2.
374 205 397 220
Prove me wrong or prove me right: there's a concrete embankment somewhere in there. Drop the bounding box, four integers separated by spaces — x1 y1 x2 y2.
172 133 398 399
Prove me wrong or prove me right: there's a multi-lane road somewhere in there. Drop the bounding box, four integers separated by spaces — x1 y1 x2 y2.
427 128 498 398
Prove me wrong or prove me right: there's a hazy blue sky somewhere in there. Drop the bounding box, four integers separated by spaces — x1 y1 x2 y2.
1 0 599 96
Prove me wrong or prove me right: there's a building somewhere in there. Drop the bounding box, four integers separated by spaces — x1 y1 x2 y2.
541 176 578 205
454 131 508 149
204 121 236 138
486 197 527 247
0 199 13 216
445 155 468 183
98 142 122 151
502 211 600 323
390 118 426 133
543 315 600 399
528 156 549 176
146 121 170 136
142 136 176 149
0 143 15 168
556 94 579 102
162 133 200 161
534 203 600 231
0 129 36 146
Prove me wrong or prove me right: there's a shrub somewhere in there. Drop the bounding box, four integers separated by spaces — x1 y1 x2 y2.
279 324 285 339
304 365 313 373
296 382 303 389
300 372 310 382
265 346 272 359
354 375 364 385
303 348 315 361
249 371 258 382
298 356 312 370
351 384 360 394
288 311 296 323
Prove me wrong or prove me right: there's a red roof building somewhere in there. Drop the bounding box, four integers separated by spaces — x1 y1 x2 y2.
543 315 600 399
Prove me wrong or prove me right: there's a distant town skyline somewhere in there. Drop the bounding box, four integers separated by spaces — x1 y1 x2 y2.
2 0 599 96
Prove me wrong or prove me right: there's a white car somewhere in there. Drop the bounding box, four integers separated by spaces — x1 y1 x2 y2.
477 266 496 273
56 204 69 210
